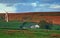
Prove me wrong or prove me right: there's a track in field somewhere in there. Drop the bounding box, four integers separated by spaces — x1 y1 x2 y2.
2 30 35 38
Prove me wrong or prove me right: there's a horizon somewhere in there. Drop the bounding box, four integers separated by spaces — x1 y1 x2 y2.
0 11 60 13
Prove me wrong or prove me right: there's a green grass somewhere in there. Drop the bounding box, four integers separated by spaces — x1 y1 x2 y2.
0 21 37 29
0 29 60 38
0 21 20 28
0 21 60 30
0 21 60 38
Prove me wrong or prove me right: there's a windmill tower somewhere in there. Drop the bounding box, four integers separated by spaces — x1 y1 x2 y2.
5 12 8 22
3 9 9 22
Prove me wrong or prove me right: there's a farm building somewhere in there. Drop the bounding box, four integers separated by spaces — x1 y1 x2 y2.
0 12 60 24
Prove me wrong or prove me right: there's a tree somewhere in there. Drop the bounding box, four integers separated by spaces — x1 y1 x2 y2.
0 16 4 22
39 19 52 29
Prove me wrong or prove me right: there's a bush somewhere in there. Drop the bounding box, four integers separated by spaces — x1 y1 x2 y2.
0 16 4 22
52 24 60 30
39 20 52 29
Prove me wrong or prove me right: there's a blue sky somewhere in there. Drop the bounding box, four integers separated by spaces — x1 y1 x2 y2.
0 0 60 13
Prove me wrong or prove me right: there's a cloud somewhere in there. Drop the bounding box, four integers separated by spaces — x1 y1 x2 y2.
31 3 37 7
39 4 50 7
0 0 21 3
41 0 51 2
30 3 60 12
0 2 59 13
0 0 60 13
14 3 60 12
50 4 60 9
0 3 16 13
14 2 37 7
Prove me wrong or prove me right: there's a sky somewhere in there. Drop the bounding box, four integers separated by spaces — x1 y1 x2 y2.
0 0 60 13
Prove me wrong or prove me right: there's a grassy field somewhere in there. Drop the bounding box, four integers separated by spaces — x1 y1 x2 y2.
0 21 60 38
0 29 60 38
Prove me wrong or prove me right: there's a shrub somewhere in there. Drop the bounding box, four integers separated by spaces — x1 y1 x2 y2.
39 20 52 29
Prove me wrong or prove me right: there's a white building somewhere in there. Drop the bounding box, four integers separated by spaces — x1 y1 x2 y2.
30 24 40 29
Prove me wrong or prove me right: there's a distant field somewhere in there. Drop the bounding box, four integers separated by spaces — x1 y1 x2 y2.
0 29 60 38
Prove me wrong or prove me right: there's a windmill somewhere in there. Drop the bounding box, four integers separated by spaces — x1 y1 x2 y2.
3 9 8 22
5 12 8 22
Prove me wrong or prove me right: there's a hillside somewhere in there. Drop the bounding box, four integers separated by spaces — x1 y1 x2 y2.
0 12 60 24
